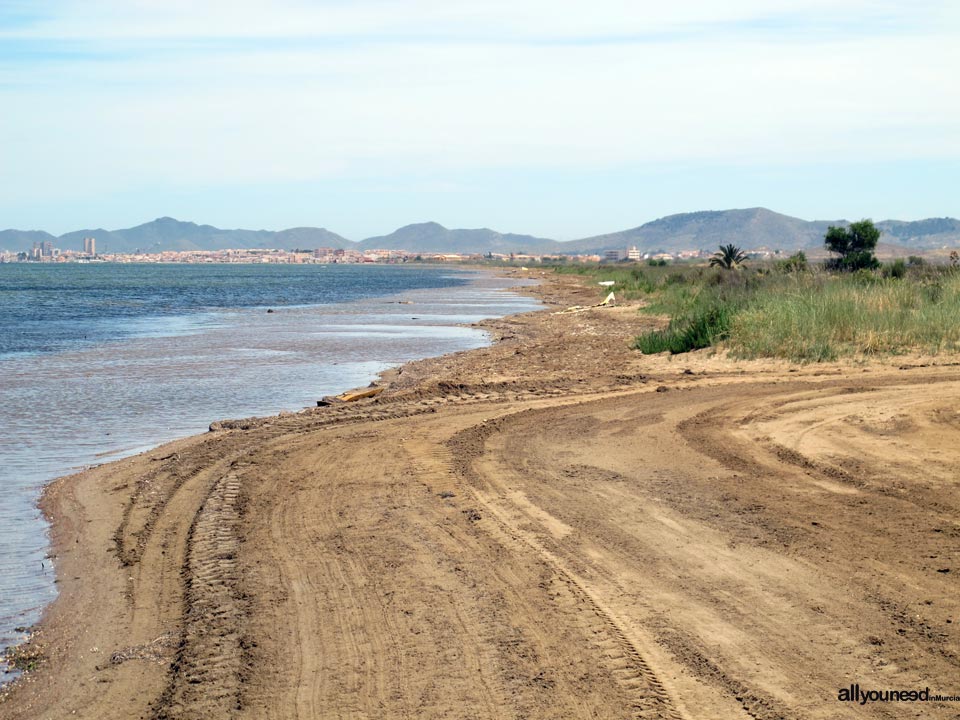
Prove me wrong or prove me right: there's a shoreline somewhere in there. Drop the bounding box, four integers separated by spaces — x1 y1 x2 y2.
2 269 958 718
0 265 535 667
0 267 543 664
0 267 562 698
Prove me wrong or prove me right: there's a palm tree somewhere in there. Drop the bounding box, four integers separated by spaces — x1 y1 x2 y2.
709 244 747 269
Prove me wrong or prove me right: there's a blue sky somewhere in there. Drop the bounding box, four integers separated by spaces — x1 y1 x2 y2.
1 0 958 239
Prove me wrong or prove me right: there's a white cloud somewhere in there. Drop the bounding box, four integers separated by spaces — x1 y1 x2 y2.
1 0 958 213
3 0 954 41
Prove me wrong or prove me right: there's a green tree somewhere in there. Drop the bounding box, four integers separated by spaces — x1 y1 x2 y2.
824 220 881 271
709 244 747 269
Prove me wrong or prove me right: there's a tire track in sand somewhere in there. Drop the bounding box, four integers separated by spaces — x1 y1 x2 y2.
445 416 690 720
153 472 245 720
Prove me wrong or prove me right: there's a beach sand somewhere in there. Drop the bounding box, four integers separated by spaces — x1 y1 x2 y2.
2 270 958 719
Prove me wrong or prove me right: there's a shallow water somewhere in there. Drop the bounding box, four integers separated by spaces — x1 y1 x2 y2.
0 264 538 670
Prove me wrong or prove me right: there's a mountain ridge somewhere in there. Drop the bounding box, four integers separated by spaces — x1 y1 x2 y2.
2 209 959 255
358 222 560 254
4 217 354 255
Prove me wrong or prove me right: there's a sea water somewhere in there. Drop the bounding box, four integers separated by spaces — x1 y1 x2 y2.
0 263 539 670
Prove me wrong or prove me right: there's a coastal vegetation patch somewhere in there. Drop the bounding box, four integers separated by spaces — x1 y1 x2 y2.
557 232 960 362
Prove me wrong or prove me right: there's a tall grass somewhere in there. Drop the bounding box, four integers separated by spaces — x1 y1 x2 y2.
560 263 960 361
554 264 687 300
632 269 758 353
727 272 960 361
634 304 734 354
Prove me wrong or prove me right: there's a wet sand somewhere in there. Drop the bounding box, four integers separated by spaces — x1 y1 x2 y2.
2 270 958 719
0 269 537 657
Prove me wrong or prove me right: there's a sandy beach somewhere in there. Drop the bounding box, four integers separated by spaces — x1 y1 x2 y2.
2 269 958 719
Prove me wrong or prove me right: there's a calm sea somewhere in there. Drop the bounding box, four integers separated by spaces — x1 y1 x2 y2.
0 263 538 671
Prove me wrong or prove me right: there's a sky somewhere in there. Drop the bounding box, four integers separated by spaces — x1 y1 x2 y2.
1 0 958 239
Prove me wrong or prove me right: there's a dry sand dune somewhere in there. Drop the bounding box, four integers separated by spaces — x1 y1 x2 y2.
2 272 958 719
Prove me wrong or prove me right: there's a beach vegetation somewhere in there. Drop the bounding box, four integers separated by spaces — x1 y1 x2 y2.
727 270 960 360
557 254 960 361
776 251 808 273
882 258 907 279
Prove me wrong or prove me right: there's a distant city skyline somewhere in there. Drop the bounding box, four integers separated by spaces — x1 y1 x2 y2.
2 1 958 238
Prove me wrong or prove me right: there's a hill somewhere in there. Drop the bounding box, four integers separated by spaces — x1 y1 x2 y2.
568 208 838 254
572 209 960 255
0 229 57 250
358 222 560 254
875 218 960 250
1 218 353 254
3 210 960 256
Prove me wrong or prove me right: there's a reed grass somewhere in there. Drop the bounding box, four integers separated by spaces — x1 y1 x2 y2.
727 272 960 361
558 263 960 361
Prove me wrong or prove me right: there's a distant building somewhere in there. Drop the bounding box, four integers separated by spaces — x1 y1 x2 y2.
604 250 621 262
627 246 641 261
33 241 54 258
82 237 96 255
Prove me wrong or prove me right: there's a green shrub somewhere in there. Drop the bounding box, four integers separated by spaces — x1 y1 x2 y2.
851 268 882 285
883 259 907 279
922 281 944 304
776 251 808 273
634 303 733 354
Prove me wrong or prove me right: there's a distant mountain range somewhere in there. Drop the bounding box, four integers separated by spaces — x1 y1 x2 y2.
0 217 350 255
3 209 959 256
